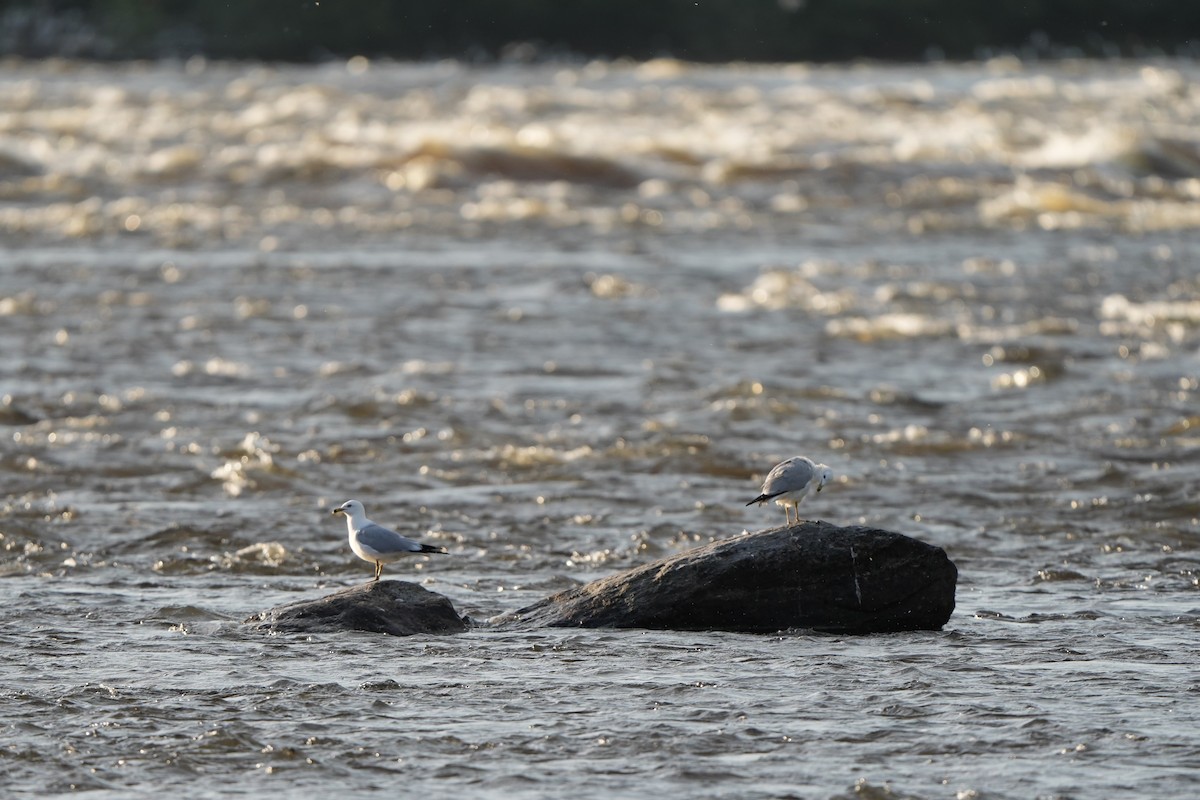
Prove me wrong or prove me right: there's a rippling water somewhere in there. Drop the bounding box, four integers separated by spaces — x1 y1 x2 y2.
2 56 1199 798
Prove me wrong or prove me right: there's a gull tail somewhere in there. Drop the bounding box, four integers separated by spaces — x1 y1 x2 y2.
745 492 784 507
419 544 448 554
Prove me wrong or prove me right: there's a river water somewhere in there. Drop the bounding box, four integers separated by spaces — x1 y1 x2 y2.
2 56 1199 798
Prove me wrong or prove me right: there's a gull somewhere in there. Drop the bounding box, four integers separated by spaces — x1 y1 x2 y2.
330 499 447 582
745 456 833 525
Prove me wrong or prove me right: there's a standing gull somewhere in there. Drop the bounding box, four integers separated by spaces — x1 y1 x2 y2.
330 499 447 582
745 456 833 525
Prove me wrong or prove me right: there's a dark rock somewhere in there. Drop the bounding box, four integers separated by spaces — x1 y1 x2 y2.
492 522 956 634
246 580 468 636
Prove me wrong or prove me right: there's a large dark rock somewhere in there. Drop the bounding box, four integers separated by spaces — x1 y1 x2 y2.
246 580 468 636
492 522 956 634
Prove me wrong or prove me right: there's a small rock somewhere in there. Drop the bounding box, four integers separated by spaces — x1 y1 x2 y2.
246 580 468 636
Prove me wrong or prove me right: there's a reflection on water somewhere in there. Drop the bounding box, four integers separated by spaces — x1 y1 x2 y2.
1 57 1199 798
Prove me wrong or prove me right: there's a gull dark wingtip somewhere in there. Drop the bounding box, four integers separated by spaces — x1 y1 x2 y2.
747 491 785 506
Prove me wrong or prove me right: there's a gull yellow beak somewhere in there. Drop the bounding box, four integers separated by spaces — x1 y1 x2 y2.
331 508 343 515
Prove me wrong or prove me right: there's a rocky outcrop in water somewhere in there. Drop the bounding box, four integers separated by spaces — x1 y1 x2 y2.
492 522 957 634
248 523 955 636
246 580 469 636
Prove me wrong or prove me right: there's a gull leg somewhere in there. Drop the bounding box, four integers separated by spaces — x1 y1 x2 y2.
373 562 381 582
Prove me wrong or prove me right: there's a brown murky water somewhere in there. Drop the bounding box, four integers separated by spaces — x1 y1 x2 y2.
2 56 1199 798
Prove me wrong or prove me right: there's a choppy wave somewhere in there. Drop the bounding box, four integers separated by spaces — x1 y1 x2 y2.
3 58 1200 800
4 60 1200 248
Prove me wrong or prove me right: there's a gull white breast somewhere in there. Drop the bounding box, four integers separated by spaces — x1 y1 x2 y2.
330 499 447 582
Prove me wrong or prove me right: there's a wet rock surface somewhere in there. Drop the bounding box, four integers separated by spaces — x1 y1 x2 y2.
247 580 469 636
492 523 957 634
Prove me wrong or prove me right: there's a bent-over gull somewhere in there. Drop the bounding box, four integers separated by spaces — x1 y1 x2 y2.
331 499 447 582
745 456 833 525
